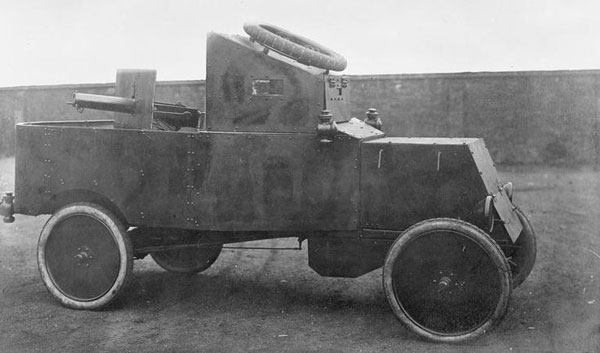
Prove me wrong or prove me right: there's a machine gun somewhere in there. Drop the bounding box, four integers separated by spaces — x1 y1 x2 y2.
67 70 202 131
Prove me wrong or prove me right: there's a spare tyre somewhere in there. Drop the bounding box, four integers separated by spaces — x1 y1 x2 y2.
243 22 347 72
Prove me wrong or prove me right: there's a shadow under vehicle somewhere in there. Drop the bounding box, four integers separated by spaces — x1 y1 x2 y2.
0 23 536 343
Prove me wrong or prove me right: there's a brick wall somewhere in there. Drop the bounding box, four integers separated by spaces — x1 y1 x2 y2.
1 71 599 165
349 71 600 165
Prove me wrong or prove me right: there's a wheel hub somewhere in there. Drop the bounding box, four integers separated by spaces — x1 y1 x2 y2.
438 276 452 288
433 270 465 293
73 246 94 267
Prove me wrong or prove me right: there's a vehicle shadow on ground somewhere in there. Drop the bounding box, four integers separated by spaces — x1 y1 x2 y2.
112 265 425 345
122 267 389 314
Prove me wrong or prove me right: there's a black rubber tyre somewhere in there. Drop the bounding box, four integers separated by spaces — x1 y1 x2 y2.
509 208 537 287
243 22 347 71
37 203 133 310
383 218 512 343
151 244 222 274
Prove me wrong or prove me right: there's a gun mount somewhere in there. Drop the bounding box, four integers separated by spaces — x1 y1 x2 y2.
67 70 202 131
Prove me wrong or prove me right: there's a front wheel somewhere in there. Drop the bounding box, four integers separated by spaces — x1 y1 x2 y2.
37 203 133 309
508 208 536 287
383 218 512 343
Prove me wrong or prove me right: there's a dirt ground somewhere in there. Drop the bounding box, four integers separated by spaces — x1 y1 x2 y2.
0 156 599 353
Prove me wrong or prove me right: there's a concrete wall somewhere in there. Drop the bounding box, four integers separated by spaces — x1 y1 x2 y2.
1 71 599 165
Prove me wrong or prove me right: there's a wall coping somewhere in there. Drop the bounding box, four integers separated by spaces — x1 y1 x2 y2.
2 69 599 91
349 69 600 81
0 80 206 91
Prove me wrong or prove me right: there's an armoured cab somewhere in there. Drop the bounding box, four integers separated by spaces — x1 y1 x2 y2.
205 31 351 132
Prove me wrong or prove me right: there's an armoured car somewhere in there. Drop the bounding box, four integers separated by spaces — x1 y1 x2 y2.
0 23 536 343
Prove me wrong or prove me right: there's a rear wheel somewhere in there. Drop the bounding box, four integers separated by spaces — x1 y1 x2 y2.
383 218 512 343
37 203 133 309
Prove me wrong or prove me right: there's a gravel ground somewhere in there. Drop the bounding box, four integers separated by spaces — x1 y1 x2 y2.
0 157 599 352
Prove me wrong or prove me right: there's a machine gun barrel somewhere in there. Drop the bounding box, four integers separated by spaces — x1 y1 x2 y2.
68 93 136 114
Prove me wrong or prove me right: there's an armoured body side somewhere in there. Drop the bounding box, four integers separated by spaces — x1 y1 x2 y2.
15 124 360 233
